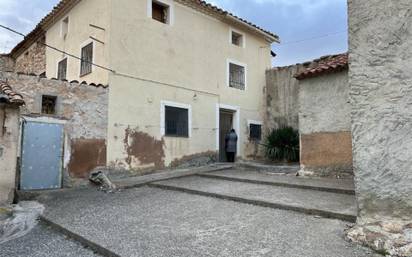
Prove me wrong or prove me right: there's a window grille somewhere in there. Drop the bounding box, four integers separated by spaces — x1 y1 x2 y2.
80 43 93 76
165 106 189 137
229 63 245 90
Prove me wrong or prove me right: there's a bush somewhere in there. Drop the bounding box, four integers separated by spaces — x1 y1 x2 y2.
264 126 300 162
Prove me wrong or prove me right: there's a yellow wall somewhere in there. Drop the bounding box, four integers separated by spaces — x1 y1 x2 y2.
45 0 111 84
107 0 273 169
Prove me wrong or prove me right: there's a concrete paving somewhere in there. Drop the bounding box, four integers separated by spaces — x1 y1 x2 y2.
152 176 357 221
112 164 234 189
0 223 101 257
36 186 379 257
199 168 355 194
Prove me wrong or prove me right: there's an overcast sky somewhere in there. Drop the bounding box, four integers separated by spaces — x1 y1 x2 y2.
0 0 347 66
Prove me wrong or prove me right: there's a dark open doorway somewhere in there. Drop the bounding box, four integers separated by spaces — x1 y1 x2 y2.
219 109 234 162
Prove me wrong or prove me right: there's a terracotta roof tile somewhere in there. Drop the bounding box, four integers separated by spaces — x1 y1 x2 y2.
0 81 25 105
295 53 348 80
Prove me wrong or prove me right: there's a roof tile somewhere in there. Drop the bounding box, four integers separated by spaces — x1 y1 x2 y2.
295 53 348 80
0 81 25 105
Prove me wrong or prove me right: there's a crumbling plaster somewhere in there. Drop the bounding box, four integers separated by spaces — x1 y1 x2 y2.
0 105 20 205
0 71 108 179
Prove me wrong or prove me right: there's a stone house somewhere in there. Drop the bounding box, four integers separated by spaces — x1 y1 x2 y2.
295 54 352 177
7 0 279 172
0 81 24 205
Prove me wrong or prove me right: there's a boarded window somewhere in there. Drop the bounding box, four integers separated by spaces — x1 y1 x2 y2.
152 1 168 24
41 95 57 115
229 63 246 90
57 58 67 80
249 124 262 141
80 42 93 76
165 106 188 137
231 31 243 47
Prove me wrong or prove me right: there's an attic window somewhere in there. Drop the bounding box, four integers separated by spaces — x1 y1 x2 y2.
41 95 57 115
231 30 244 47
152 1 169 24
61 17 69 38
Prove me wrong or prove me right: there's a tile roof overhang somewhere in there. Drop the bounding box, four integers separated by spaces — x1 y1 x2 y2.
0 81 25 106
10 0 279 57
294 53 348 80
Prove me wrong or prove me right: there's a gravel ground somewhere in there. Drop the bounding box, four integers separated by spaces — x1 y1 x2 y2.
38 186 380 257
0 223 101 257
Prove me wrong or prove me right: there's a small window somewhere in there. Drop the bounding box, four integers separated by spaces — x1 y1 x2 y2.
231 31 244 47
152 1 169 24
41 95 57 115
80 42 93 76
61 17 69 38
165 106 189 137
57 58 67 80
249 124 262 141
229 62 246 90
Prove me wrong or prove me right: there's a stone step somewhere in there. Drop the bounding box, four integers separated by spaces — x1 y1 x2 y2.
151 176 357 222
198 169 355 195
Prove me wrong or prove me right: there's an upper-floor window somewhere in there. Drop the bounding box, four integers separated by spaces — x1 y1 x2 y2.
228 61 246 90
57 58 67 80
61 17 69 39
80 42 93 76
148 0 173 25
152 1 168 23
231 29 245 47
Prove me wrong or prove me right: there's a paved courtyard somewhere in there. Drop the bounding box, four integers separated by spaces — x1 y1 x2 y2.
1 169 381 257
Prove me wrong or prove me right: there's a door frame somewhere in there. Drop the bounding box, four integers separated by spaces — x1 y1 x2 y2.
215 103 240 155
19 115 66 190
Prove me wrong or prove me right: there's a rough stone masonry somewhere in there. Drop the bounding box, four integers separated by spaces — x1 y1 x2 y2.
347 0 412 256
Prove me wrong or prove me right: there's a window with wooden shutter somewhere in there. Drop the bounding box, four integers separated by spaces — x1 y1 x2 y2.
152 1 169 24
57 58 67 80
80 42 93 76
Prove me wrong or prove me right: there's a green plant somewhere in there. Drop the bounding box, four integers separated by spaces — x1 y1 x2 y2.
264 126 300 162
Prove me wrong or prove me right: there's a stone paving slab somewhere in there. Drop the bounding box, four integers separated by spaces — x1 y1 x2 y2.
199 169 355 194
152 176 357 221
38 186 378 257
0 223 101 257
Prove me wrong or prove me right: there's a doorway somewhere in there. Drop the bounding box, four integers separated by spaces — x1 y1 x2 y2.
20 120 64 190
219 109 234 162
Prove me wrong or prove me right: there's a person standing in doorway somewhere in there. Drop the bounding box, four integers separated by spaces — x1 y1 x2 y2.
225 129 238 162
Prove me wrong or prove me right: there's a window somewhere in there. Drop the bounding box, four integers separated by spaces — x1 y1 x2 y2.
231 30 244 47
41 95 57 115
61 17 69 38
165 106 189 137
80 42 93 76
249 123 262 141
229 62 246 90
152 1 169 24
57 58 67 80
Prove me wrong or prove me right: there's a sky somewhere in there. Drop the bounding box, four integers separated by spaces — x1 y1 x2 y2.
0 0 348 66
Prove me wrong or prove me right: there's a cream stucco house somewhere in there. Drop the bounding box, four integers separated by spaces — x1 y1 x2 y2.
8 0 279 171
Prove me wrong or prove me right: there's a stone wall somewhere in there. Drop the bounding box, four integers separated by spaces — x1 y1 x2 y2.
0 55 15 72
265 66 301 131
298 71 352 176
348 0 412 219
0 105 20 205
13 36 46 76
0 72 108 181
